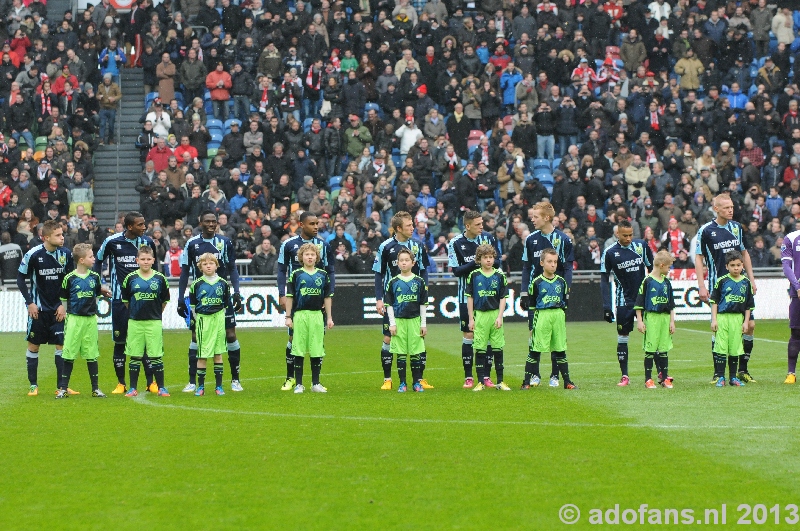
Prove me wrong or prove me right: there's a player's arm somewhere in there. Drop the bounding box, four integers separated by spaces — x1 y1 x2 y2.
120 274 130 309
563 238 575 287
324 296 333 329
177 263 191 317
227 239 243 311
492 235 503 269
521 237 532 299
160 274 170 312
17 264 37 317
496 295 506 329
667 279 676 334
694 237 709 301
781 237 800 296
284 271 295 326
741 249 757 293
710 302 719 331
323 241 336 295
373 247 387 314
420 278 428 336
448 241 476 277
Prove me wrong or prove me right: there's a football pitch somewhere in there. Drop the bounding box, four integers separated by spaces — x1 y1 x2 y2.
2 320 800 529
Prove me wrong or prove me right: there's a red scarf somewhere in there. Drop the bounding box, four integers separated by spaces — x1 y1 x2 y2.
305 67 320 91
260 86 271 108
667 228 684 256
40 92 51 115
281 81 296 108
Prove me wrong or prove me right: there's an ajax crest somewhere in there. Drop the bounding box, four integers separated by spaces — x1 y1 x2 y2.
150 281 160 291
315 277 323 286
215 285 224 296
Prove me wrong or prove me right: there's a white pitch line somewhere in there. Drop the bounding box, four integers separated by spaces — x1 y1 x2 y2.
676 327 786 344
132 397 791 431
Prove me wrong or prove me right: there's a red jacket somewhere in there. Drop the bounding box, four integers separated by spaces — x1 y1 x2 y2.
52 73 79 96
205 70 232 101
145 145 174 172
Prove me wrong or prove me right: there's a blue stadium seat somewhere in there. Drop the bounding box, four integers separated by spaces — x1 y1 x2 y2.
206 118 223 129
173 92 185 108
207 141 221 150
533 158 551 170
204 100 214 114
537 172 554 184
329 175 342 188
145 91 158 108
468 145 478 157
392 155 402 167
364 102 382 119
543 182 553 196
224 118 241 135
552 157 561 171
303 118 314 133
210 132 223 143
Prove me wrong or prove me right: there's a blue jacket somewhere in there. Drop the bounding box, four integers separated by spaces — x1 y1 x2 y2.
99 47 126 76
727 91 748 110
416 192 437 209
500 71 523 105
766 195 783 218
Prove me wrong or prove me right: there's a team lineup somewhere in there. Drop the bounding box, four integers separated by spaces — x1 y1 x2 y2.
19 193 793 397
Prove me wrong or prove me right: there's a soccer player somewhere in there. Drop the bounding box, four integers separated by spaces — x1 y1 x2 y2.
284 243 334 394
177 211 245 393
57 243 111 398
600 219 654 386
447 210 501 388
188 253 232 396
709 251 755 387
95 212 158 394
121 246 170 397
695 195 757 382
385 247 428 393
277 211 335 391
521 202 574 388
17 220 74 396
373 211 432 390
522 248 576 389
467 244 511 391
634 250 676 389
781 228 800 384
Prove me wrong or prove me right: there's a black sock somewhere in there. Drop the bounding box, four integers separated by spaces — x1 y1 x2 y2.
87 360 99 390
227 341 241 380
151 358 165 388
711 337 716 374
286 341 294 379
143 353 154 387
54 350 64 389
485 345 493 380
293 355 304 385
113 343 126 385
188 342 198 385
311 357 322 385
197 367 206 387
554 351 570 385
656 352 669 380
381 343 392 379
550 352 559 380
713 353 727 379
419 351 427 378
494 349 504 383
410 354 423 383
60 359 74 390
475 353 488 382
524 350 541 384
214 362 223 387
729 355 740 380
26 351 38 386
645 352 655 381
397 355 407 384
742 336 753 373
462 340 474 378
617 340 629 376
129 357 142 390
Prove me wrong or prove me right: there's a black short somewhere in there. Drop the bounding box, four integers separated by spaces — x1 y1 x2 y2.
383 312 391 338
615 305 636 336
459 302 471 333
27 310 64 346
111 300 129 344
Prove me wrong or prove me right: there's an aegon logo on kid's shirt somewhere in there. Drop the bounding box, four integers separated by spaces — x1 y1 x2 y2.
200 296 223 306
395 293 418 303
299 287 323 296
542 295 562 304
133 292 159 300
477 290 497 298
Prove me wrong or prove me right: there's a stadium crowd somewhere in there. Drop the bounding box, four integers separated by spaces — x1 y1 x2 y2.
2 0 800 280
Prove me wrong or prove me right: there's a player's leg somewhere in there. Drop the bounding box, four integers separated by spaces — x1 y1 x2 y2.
523 310 542 387
616 306 635 386
225 308 243 391
281 327 295 390
550 310 574 388
712 314 731 386
460 303 474 387
489 315 509 390
472 312 490 391
292 311 309 392
25 312 43 394
194 313 213 395
126 356 143 396
212 313 227 395
78 315 104 397
144 320 168 396
214 354 225 394
396 353 408 390
380 313 393 390
111 301 128 392
739 314 756 382
57 318 77 398
184 329 199 392
390 319 406 390
46 311 68 393
309 311 327 392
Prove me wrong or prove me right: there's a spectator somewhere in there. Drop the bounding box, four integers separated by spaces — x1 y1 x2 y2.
155 52 176 102
179 48 207 105
250 238 278 275
205 61 232 121
96 73 120 145
146 137 173 173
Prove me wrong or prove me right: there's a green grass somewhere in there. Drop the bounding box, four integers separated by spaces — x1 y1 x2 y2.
2 320 800 529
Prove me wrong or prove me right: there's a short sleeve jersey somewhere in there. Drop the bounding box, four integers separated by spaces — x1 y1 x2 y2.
781 230 800 296
447 231 501 302
695 220 746 289
528 274 568 310
19 244 75 311
181 234 237 282
710 274 755 315
121 270 170 320
385 274 427 318
601 239 653 307
97 232 157 300
633 275 675 313
287 268 332 314
277 235 334 296
59 270 102 316
466 268 508 311
372 236 431 296
189 276 231 315
522 229 575 284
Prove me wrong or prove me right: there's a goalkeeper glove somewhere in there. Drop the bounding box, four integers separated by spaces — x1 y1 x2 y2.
232 292 244 312
603 309 614 323
177 299 189 318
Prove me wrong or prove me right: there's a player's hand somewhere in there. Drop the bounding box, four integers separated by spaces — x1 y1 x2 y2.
27 303 39 320
100 287 112 298
637 322 646 334
603 309 614 323
468 320 474 331
519 294 528 309
375 299 385 316
742 322 748 333
55 305 66 322
420 326 427 337
698 286 709 303
710 320 718 333
751 279 757 295
327 318 334 330
669 321 675 335
177 299 189 318
232 292 244 312
494 317 503 329
285 316 293 327
389 324 397 336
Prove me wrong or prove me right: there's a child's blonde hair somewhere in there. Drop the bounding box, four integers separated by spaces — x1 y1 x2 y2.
540 247 558 263
298 242 321 262
654 250 675 267
73 243 93 262
475 243 497 262
198 252 219 267
533 201 556 221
